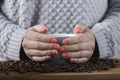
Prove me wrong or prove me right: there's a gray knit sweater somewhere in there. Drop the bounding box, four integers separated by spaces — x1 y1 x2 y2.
0 0 120 60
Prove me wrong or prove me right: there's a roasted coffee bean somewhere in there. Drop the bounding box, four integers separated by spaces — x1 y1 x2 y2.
0 59 118 74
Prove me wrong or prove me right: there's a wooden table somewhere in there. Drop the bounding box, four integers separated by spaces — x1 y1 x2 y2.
0 63 120 80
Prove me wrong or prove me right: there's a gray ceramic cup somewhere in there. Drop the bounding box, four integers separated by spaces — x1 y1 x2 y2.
47 34 76 64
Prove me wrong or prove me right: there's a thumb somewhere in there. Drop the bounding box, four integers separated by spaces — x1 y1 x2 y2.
74 24 88 34
32 24 48 33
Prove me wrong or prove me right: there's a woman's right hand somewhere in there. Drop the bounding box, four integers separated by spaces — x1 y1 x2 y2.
22 25 60 62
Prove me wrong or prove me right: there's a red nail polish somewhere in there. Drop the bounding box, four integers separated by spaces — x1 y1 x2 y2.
70 58 75 62
50 38 57 43
45 56 51 60
62 39 69 45
51 50 58 55
76 27 81 33
41 27 44 32
41 27 48 32
53 44 60 50
44 27 48 32
60 46 65 52
62 53 68 58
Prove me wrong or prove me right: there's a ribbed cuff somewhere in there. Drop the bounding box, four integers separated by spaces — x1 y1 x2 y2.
91 23 111 59
4 25 26 60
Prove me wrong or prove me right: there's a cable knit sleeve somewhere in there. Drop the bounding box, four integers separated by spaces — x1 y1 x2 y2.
91 0 120 59
0 12 26 60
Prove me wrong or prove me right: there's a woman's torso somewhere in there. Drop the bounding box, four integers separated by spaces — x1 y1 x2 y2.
1 0 108 34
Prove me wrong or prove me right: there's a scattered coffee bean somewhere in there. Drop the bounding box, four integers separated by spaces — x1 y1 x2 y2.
0 59 118 75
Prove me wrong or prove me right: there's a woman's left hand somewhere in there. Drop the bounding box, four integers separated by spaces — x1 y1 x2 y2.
61 24 95 63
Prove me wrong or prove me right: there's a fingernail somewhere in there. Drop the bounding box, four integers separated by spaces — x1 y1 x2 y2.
41 27 48 32
62 53 68 58
51 50 58 55
70 58 76 62
41 27 44 32
50 38 57 43
76 27 81 33
53 44 60 50
44 27 48 32
60 46 65 52
62 39 69 45
45 56 51 60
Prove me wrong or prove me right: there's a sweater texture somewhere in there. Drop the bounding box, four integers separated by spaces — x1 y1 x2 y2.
0 0 120 60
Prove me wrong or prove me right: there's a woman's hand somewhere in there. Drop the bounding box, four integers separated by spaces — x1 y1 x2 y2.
22 25 60 62
61 24 95 63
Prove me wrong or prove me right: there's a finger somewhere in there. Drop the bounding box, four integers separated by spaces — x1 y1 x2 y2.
70 58 89 63
60 42 93 52
32 56 51 62
24 31 57 43
22 40 60 50
62 34 89 45
31 25 48 33
62 51 93 59
74 24 89 33
27 49 58 57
